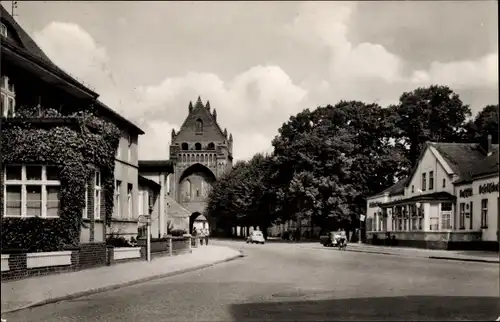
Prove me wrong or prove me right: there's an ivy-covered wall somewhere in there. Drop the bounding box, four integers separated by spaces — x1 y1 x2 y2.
1 106 120 252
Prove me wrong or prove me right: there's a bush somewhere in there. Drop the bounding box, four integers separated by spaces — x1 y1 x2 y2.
1 217 67 252
281 231 290 240
106 233 136 247
170 229 187 237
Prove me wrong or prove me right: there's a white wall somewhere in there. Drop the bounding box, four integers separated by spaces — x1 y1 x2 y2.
405 146 454 197
366 194 390 232
455 176 499 241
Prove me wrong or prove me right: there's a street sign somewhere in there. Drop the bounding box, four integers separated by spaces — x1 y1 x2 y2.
360 215 366 222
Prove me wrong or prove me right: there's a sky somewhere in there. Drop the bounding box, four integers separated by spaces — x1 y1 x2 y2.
4 1 498 161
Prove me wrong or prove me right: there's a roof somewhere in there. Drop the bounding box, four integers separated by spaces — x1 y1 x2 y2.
94 100 144 135
1 6 143 135
176 97 227 142
370 140 499 198
379 178 408 196
194 215 207 222
381 191 456 207
431 142 499 183
0 5 97 98
138 175 161 191
138 160 174 173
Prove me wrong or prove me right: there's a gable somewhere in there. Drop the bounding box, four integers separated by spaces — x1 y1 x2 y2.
173 99 227 144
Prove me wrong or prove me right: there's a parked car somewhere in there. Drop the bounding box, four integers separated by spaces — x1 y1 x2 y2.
247 231 266 244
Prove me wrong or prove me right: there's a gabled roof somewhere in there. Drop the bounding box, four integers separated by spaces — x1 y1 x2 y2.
176 97 227 142
432 142 499 183
370 140 499 198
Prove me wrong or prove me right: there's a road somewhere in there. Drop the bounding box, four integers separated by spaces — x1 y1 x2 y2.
4 240 499 321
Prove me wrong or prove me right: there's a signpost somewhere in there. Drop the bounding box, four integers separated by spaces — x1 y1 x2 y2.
359 214 366 244
138 214 151 262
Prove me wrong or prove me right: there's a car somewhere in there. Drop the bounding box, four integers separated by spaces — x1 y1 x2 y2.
247 231 265 244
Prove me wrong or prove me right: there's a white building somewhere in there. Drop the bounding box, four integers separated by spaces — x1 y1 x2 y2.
366 136 499 251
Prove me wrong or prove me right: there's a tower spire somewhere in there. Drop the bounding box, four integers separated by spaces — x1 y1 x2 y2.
212 108 217 121
188 101 193 113
195 96 204 109
206 100 211 112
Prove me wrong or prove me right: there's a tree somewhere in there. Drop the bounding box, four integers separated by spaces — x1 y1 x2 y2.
271 100 409 235
392 85 472 167
465 104 499 144
206 154 277 237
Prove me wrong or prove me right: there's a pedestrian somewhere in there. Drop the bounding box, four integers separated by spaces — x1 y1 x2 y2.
205 228 210 245
199 228 205 246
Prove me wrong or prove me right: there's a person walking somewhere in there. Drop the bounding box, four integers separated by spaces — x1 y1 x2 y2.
204 228 210 245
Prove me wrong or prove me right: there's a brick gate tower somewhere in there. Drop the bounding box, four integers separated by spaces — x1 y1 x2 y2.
168 97 233 232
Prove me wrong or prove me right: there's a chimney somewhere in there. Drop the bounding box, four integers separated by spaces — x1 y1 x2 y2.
480 134 493 156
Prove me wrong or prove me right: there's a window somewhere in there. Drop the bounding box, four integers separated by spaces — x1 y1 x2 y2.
421 173 427 191
411 185 414 193
441 203 452 211
441 213 451 230
1 76 15 117
481 199 488 228
195 119 203 133
94 170 101 220
459 203 466 229
127 183 133 219
114 180 122 218
116 137 121 159
127 134 133 162
429 171 434 190
0 23 7 37
181 143 189 150
207 142 215 150
195 142 202 150
442 178 446 188
196 189 200 198
4 165 60 218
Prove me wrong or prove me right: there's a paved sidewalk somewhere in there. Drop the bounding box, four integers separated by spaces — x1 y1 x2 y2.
1 245 243 314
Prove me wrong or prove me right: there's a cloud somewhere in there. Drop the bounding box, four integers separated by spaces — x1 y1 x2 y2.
287 2 497 101
135 65 308 161
411 53 498 89
32 5 497 161
33 22 123 110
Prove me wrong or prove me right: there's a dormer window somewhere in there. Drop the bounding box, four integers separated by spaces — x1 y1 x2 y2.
0 23 7 38
1 76 15 117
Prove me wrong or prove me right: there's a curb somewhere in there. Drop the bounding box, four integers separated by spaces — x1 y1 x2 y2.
428 256 499 264
316 245 499 263
1 253 245 315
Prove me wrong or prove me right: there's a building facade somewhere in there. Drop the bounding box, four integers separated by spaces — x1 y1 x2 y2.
1 5 144 247
138 160 174 238
168 97 233 233
366 137 499 251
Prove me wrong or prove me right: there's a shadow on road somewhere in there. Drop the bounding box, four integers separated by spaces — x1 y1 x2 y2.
229 295 500 321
